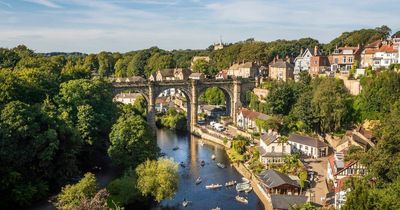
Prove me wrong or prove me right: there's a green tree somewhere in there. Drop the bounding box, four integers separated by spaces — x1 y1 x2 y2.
107 169 143 207
56 173 97 210
136 158 179 202
265 81 297 115
108 113 159 169
354 71 400 120
199 87 226 105
311 78 353 133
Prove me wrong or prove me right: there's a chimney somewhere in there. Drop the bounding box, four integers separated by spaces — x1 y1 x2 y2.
357 43 360 48
300 48 304 55
285 55 289 62
314 46 318 55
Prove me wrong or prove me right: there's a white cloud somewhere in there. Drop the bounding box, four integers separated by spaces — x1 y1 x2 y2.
24 0 61 8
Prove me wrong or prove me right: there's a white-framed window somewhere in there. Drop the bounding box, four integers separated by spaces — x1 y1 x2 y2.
272 146 275 152
349 57 353 63
343 56 346 63
305 146 308 151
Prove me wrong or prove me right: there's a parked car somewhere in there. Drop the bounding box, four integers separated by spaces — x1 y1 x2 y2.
197 120 206 125
214 123 225 131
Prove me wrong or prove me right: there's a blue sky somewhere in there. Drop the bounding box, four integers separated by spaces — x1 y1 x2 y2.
0 0 399 53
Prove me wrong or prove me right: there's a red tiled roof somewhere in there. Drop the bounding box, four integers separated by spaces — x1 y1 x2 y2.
365 40 381 49
328 154 358 176
378 44 397 53
335 177 350 193
239 108 269 121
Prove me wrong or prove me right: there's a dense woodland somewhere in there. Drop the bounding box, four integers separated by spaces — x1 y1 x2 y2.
0 26 399 209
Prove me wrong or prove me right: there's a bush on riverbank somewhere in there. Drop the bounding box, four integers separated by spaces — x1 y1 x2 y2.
157 108 187 131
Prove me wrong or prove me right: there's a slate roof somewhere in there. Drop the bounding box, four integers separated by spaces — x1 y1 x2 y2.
260 132 279 145
189 72 204 78
270 194 308 210
159 68 175 77
270 59 294 68
288 134 328 148
259 169 300 189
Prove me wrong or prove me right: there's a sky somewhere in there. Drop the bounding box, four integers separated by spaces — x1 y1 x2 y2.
0 0 399 53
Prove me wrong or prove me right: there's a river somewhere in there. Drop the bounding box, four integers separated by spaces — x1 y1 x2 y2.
155 128 264 210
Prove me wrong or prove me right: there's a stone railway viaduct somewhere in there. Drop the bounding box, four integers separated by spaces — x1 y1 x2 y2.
113 78 258 131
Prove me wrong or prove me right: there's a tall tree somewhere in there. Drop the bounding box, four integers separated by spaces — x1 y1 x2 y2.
108 113 159 169
136 158 179 202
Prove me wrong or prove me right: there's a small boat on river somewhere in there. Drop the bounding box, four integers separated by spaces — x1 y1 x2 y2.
211 207 220 210
217 163 226 168
182 199 190 207
242 177 250 183
200 160 205 167
225 180 236 187
195 177 202 185
245 186 253 193
235 195 248 204
173 146 179 151
205 184 222 189
211 154 216 160
236 182 251 192
180 162 185 168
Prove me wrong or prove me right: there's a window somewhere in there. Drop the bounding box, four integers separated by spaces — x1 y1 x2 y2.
314 61 318 65
305 146 308 151
311 148 314 154
272 146 275 152
334 58 339 64
343 56 346 63
300 145 303 149
349 57 353 63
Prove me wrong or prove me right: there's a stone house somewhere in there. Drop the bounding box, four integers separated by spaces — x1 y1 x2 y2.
288 134 329 158
149 68 191 81
227 62 258 78
259 132 291 165
361 40 381 68
268 58 294 81
189 72 205 80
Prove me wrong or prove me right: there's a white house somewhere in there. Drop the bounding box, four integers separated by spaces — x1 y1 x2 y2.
372 43 398 70
327 152 366 182
259 132 291 165
294 48 313 75
113 93 142 104
326 152 366 209
288 134 329 158
236 108 270 131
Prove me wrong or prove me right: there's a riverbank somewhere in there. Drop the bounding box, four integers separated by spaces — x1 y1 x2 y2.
191 126 271 210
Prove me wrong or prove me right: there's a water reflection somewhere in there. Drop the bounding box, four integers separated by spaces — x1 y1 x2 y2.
155 129 264 210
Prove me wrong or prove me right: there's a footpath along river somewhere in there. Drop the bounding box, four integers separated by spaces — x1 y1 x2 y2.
155 128 265 210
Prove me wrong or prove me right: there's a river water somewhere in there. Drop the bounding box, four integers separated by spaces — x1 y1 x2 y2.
155 129 264 210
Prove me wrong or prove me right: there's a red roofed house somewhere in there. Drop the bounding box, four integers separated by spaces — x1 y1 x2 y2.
333 176 351 209
329 45 362 73
236 108 270 132
215 69 228 80
361 40 382 68
372 41 399 70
